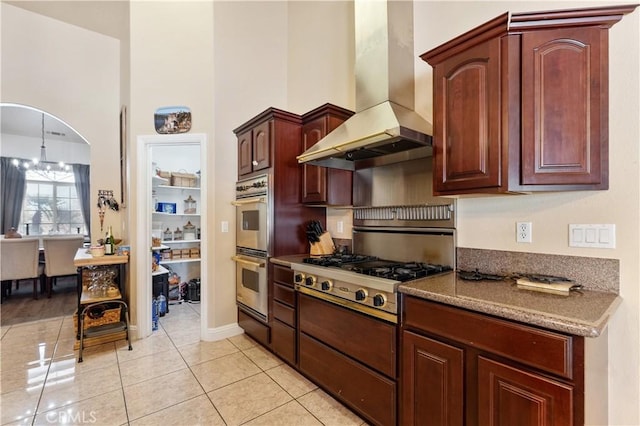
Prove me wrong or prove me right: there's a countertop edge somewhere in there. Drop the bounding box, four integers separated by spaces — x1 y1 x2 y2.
399 284 622 338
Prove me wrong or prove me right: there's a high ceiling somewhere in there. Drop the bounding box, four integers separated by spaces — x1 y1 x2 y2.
1 104 88 144
4 0 129 40
1 1 128 144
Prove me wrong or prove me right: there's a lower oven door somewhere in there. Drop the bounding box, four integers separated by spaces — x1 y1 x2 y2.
233 253 268 322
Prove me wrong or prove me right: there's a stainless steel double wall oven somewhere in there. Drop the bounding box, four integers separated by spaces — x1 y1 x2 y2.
232 174 269 322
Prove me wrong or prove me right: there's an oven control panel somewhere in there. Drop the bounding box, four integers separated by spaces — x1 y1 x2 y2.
293 269 398 316
235 175 268 198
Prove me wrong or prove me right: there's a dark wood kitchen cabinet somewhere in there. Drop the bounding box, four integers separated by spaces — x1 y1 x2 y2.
234 108 326 347
234 107 300 179
301 103 354 205
270 263 296 365
401 296 584 426
421 5 637 195
236 121 270 177
299 293 397 426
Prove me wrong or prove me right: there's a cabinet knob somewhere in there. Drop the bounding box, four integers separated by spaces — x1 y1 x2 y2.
252 160 258 166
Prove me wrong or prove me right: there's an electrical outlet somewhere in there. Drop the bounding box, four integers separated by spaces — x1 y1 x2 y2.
221 221 229 233
337 221 344 234
516 222 532 243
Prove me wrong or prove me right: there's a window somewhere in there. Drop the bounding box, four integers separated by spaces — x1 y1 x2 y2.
20 170 86 235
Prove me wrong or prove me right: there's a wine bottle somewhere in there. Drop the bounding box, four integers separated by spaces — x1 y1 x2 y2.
105 226 115 255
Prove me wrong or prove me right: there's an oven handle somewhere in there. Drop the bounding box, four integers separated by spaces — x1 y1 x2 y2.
232 197 267 206
231 255 266 268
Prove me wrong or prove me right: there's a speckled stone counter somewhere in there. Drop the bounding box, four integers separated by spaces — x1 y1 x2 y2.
399 272 620 338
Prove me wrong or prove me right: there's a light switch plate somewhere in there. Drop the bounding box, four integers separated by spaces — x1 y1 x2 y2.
569 224 615 248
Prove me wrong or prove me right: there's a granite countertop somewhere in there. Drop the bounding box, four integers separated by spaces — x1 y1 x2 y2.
270 255 620 338
399 272 621 338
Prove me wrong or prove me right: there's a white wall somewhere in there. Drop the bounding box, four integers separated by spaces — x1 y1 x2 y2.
0 3 121 243
211 1 290 327
129 1 215 330
414 2 640 424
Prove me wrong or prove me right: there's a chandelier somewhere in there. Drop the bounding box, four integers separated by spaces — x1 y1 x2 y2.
12 113 70 173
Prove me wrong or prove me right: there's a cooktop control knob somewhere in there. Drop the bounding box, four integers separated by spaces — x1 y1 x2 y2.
305 276 316 287
355 288 368 301
294 273 305 284
321 280 333 291
373 294 386 307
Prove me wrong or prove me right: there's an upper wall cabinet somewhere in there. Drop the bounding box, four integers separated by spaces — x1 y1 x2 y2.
301 104 354 205
421 5 638 195
234 108 301 179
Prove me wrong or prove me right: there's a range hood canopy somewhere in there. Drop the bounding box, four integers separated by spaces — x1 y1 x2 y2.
297 0 433 170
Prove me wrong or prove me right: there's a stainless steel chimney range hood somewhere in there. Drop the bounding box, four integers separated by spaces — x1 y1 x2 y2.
297 0 433 171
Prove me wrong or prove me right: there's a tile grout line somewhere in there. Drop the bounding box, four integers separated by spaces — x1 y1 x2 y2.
114 338 131 426
32 317 66 425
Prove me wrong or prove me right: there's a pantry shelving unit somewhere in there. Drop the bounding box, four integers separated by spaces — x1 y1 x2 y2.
150 149 202 314
137 133 207 338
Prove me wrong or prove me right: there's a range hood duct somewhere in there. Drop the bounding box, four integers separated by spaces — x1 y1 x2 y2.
297 0 432 170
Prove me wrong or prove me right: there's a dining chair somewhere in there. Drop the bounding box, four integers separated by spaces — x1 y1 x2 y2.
0 237 42 301
42 235 85 298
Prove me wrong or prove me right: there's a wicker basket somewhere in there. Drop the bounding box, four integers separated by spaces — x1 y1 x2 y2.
157 170 171 179
74 305 121 331
170 172 197 187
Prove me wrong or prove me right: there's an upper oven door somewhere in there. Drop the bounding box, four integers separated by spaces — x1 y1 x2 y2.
233 196 268 252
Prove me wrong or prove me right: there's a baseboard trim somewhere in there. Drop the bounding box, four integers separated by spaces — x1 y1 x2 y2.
203 322 244 341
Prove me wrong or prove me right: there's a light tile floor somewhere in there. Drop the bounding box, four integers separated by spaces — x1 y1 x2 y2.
1 303 368 425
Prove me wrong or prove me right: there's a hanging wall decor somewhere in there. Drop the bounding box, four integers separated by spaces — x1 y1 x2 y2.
97 189 119 232
154 106 191 134
120 106 128 208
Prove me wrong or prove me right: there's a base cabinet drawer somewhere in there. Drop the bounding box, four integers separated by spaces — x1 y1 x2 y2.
273 300 295 327
299 293 396 377
238 309 269 347
300 333 396 426
271 319 295 365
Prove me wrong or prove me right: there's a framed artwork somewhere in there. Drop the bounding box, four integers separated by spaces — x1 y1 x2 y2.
120 106 127 208
154 106 192 134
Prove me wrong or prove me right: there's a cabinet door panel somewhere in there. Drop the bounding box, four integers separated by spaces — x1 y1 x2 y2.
433 38 501 193
401 330 464 426
252 120 271 171
478 356 574 426
237 130 253 176
521 27 604 186
301 120 327 203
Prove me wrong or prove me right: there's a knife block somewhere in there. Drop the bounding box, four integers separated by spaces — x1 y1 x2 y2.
310 232 335 255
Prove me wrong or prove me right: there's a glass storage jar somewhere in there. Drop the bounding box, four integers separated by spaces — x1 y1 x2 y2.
174 227 183 240
184 195 197 214
183 221 196 240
